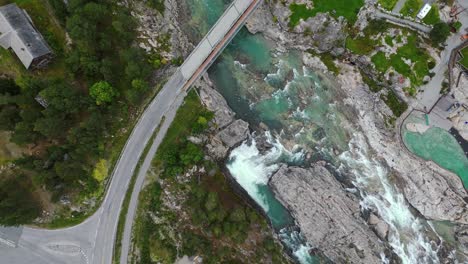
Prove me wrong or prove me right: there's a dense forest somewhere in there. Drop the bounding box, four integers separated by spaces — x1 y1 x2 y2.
0 0 156 225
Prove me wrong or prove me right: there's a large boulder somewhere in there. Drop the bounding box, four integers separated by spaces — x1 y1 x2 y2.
198 77 235 129
217 119 250 148
270 165 389 263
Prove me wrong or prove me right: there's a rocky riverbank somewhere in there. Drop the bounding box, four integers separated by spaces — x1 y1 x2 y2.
270 165 396 263
238 0 468 262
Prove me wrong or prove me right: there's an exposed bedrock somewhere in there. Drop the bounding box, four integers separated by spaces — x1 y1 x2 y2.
270 165 392 263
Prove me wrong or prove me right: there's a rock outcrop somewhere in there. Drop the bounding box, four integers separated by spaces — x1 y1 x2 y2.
270 165 389 263
217 119 250 148
196 76 250 159
198 76 235 129
246 1 346 53
337 64 468 224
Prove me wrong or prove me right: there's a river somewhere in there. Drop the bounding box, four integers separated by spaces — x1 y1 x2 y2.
185 1 455 263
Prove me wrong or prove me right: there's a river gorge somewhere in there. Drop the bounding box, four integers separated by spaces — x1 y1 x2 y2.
181 0 468 263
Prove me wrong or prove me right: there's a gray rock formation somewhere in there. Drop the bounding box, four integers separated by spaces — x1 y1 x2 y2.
198 77 235 129
217 119 250 148
455 225 468 255
270 165 388 263
368 213 389 240
246 1 346 53
206 136 229 160
336 65 468 225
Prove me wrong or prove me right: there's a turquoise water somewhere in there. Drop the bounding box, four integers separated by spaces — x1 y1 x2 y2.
208 16 443 264
185 0 456 263
186 1 317 263
403 114 468 188
211 28 351 264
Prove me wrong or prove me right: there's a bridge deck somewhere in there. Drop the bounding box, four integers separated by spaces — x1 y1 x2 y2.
180 0 257 79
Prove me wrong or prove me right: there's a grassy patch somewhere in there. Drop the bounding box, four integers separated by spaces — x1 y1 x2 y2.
422 5 440 25
401 0 423 17
381 90 408 117
346 36 376 55
289 0 364 27
378 0 399 10
360 70 383 93
320 53 340 75
346 19 390 55
308 50 340 75
371 32 432 88
154 91 211 164
403 86 417 97
460 48 468 69
384 35 394 47
372 51 390 72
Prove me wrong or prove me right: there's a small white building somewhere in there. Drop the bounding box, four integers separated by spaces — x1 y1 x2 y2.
417 4 432 20
0 3 53 69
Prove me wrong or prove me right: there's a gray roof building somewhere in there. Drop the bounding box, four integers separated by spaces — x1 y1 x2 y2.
0 3 53 69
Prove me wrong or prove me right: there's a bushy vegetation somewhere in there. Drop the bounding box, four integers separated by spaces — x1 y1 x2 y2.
289 0 364 27
381 90 408 117
400 0 423 17
430 22 451 46
371 32 432 89
0 175 41 226
346 19 389 55
0 0 161 225
461 48 468 69
378 0 399 10
133 92 289 263
147 0 165 14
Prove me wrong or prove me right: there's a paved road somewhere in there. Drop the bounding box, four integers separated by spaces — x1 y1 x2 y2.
119 1 262 263
0 1 261 264
375 10 432 33
417 0 468 110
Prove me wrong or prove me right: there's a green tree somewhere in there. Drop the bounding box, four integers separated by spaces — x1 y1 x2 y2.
229 207 246 222
0 106 20 131
0 176 41 226
192 116 208 134
204 192 219 212
89 81 118 105
0 78 20 95
180 142 204 166
430 22 450 45
40 79 84 114
131 79 149 91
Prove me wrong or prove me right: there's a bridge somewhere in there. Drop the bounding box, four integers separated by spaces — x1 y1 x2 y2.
0 0 261 263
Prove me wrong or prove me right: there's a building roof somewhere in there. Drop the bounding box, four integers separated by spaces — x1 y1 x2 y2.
0 3 52 62
417 4 432 20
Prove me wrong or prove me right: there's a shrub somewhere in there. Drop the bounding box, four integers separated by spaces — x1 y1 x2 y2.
430 22 451 45
89 81 119 105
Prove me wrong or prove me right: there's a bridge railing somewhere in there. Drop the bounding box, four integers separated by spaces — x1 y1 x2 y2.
180 0 255 79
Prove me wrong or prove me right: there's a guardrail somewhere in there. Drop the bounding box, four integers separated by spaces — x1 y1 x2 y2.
180 0 255 78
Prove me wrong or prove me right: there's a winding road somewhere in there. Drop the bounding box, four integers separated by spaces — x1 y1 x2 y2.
0 1 261 263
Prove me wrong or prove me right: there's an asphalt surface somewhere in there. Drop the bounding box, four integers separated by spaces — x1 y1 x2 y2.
417 0 468 110
0 1 261 264
375 10 432 33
